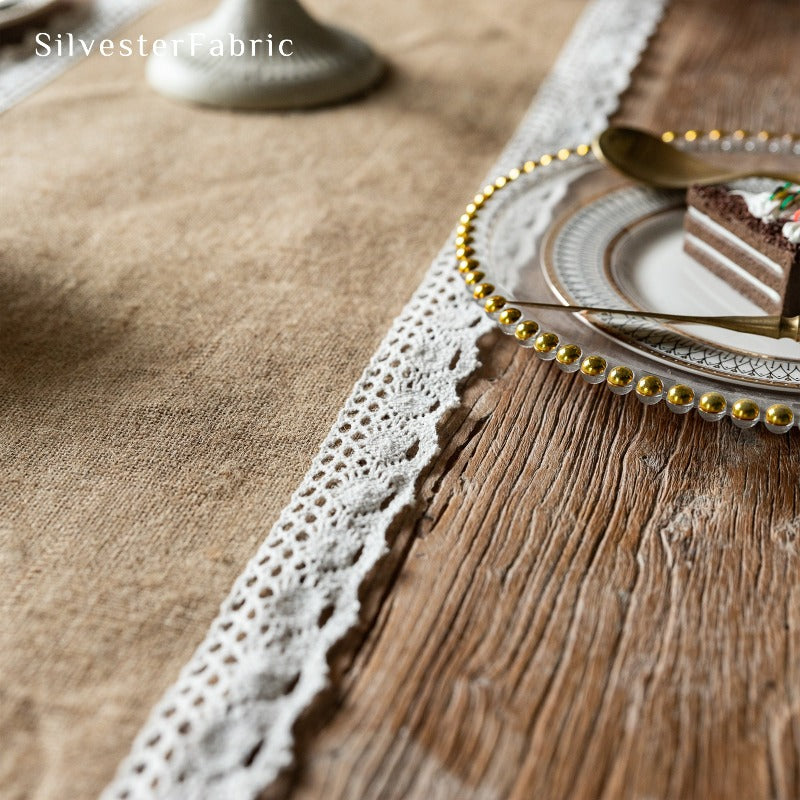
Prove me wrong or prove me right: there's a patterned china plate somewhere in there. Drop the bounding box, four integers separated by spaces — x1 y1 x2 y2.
543 182 800 387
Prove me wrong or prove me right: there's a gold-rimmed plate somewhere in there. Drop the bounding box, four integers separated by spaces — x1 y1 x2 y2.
474 130 800 432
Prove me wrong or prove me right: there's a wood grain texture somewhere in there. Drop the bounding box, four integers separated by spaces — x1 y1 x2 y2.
287 2 800 798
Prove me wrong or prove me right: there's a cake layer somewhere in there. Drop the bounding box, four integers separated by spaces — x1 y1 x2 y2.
684 211 784 293
686 184 800 316
684 237 782 314
687 185 797 270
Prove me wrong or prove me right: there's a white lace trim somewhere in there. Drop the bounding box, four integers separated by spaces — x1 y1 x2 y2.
104 1 666 797
0 0 158 114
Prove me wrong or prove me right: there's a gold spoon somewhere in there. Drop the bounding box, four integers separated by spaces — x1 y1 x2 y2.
509 299 800 341
592 126 800 188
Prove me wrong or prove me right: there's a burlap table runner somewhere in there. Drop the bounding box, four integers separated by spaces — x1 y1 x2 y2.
0 0 585 796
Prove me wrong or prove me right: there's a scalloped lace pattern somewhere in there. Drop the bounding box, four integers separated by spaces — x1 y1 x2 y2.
0 0 158 113
104 1 667 797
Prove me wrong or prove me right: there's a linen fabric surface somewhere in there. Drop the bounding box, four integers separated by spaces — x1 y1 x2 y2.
105 0 666 796
0 0 586 797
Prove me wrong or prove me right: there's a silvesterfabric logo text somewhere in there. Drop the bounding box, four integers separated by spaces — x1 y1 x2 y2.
35 32 294 58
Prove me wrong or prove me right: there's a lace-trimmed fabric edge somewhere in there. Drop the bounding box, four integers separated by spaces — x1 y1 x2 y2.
0 0 160 113
103 1 667 797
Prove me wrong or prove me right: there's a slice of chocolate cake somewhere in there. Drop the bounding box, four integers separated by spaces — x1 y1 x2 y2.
683 182 800 316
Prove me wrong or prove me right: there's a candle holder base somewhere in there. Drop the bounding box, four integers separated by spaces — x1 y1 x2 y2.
146 0 384 110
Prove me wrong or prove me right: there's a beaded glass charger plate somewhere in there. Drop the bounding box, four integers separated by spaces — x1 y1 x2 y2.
467 131 800 433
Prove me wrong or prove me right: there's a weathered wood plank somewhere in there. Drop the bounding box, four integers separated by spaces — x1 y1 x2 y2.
287 1 800 798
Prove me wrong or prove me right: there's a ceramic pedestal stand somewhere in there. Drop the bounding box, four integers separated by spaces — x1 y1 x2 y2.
146 0 384 110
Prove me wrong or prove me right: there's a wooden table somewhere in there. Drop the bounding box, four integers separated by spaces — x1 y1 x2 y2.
285 2 800 798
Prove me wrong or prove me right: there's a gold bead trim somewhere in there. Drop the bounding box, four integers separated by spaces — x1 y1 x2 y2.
635 375 663 397
463 270 484 286
483 295 506 314
515 320 539 341
699 392 726 414
732 398 759 422
606 365 633 387
766 404 793 427
581 355 607 377
666 384 694 406
534 332 559 353
472 283 494 300
556 344 581 365
453 129 800 433
498 308 522 326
